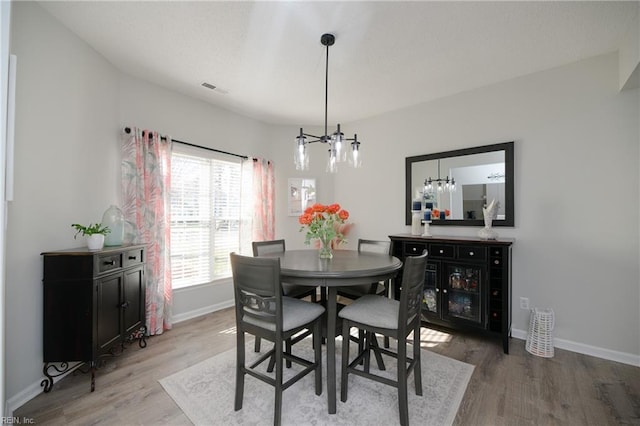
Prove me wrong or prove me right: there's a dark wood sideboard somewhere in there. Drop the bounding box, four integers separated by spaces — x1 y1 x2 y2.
389 234 514 353
41 244 147 392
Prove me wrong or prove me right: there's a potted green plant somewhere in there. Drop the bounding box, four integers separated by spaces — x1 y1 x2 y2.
71 223 111 251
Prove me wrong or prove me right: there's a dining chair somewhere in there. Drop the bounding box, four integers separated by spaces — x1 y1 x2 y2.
252 239 318 353
230 253 324 426
336 239 391 299
337 239 393 356
338 250 428 426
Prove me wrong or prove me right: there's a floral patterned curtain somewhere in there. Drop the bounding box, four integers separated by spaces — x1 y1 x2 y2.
122 127 172 335
241 158 275 244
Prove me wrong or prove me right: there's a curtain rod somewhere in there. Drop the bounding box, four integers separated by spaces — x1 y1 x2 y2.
123 127 249 160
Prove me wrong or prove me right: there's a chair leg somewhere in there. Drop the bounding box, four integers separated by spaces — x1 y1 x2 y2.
267 351 276 373
285 338 293 368
358 329 365 365
414 326 423 396
254 337 261 352
397 336 409 426
384 283 392 348
369 333 387 371
274 338 284 426
311 288 318 303
314 320 322 395
235 331 246 411
340 321 350 402
363 331 371 374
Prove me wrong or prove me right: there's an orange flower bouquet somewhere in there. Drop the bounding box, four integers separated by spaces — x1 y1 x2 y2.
299 203 350 259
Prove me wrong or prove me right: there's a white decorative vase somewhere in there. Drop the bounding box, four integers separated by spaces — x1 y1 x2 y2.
478 226 498 240
411 211 422 235
478 199 499 240
87 234 105 251
478 216 499 239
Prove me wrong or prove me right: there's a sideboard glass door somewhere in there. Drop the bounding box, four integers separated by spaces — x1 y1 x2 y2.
443 264 484 326
422 262 439 317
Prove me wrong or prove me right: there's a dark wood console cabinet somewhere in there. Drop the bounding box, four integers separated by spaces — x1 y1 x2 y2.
389 234 513 353
41 244 147 392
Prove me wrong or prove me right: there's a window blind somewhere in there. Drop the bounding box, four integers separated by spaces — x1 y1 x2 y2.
170 150 241 289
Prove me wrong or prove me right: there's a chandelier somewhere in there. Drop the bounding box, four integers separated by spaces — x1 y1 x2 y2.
424 160 456 193
294 33 362 173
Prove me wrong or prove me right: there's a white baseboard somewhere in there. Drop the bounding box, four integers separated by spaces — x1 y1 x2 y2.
511 328 640 367
171 300 234 324
5 362 83 417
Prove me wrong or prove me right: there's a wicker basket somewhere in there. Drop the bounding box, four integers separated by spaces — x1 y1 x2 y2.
525 308 555 358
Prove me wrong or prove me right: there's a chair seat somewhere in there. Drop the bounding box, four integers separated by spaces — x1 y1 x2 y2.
244 297 325 332
339 295 399 330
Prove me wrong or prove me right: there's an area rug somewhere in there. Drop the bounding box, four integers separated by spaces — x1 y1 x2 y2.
160 339 474 426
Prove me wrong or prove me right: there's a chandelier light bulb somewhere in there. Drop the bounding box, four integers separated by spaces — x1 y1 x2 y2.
327 148 338 173
349 136 362 168
294 130 308 171
332 124 346 162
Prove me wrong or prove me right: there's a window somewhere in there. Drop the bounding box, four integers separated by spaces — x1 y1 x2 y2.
170 146 242 289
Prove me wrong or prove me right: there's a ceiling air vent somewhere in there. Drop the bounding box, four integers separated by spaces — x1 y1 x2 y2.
201 82 217 90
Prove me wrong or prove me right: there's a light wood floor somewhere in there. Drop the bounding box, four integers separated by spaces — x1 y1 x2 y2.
15 307 640 425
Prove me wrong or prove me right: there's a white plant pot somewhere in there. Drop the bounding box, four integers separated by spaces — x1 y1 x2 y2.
87 234 105 251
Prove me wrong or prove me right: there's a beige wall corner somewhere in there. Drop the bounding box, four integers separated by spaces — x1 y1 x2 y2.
619 4 639 91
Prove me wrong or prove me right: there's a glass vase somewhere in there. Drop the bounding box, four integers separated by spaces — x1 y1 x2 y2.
102 205 124 246
318 237 333 259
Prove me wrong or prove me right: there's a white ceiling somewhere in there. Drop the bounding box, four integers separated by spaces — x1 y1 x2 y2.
38 1 638 126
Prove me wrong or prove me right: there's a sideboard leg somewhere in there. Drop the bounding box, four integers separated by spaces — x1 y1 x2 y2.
90 362 96 392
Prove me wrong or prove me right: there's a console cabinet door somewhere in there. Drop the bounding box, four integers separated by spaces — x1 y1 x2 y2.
442 263 485 328
123 266 145 336
96 274 123 353
421 262 440 318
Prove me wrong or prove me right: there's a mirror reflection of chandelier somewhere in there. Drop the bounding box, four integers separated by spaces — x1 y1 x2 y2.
424 160 456 193
487 172 505 181
294 33 362 173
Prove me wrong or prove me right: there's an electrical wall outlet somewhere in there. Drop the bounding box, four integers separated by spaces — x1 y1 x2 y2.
519 297 530 310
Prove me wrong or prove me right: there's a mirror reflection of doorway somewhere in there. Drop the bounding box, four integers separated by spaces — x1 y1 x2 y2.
461 183 505 220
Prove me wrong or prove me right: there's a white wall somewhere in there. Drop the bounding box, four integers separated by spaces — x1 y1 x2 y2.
0 0 12 417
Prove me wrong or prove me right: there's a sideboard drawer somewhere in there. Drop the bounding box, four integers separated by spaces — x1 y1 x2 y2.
98 254 122 273
430 244 454 259
457 246 486 261
124 248 144 267
404 242 427 256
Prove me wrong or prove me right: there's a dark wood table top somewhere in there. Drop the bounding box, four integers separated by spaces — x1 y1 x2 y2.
272 249 402 286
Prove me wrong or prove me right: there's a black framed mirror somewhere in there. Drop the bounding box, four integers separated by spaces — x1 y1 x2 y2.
405 142 514 226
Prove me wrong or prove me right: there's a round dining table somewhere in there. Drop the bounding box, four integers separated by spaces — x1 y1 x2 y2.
273 249 403 414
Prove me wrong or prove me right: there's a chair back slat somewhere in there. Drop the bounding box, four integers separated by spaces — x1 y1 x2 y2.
358 239 391 255
398 250 428 331
252 239 286 256
230 252 282 329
